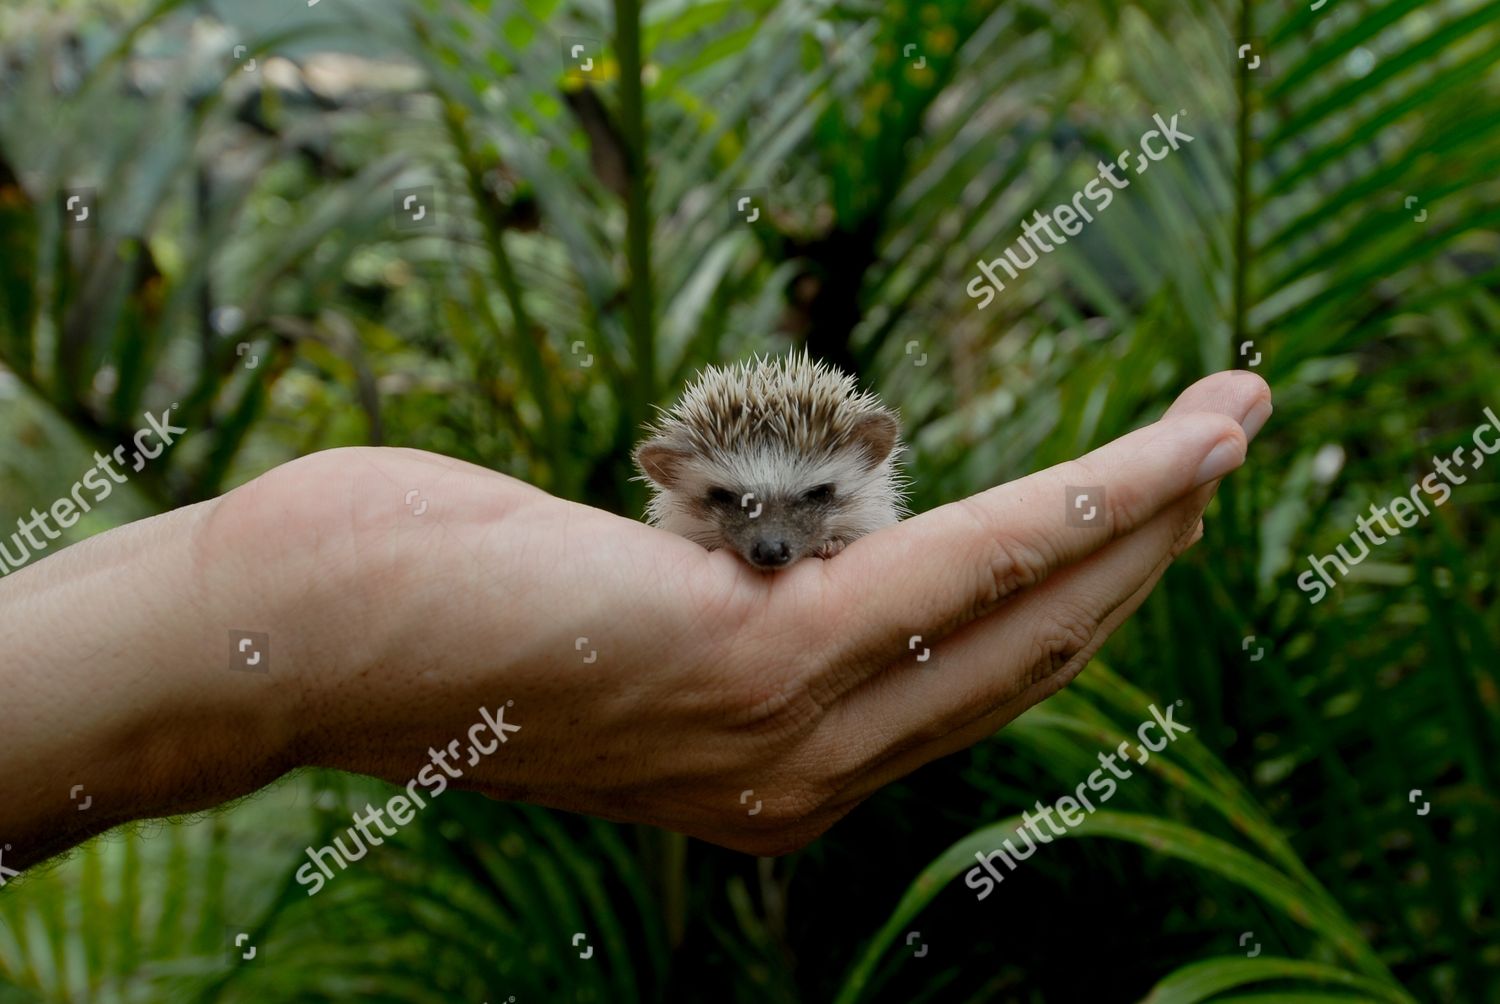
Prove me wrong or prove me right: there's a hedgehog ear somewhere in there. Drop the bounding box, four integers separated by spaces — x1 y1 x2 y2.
635 441 694 488
850 412 900 471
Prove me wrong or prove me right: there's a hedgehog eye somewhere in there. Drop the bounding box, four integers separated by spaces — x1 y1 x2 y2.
802 484 835 503
706 487 737 506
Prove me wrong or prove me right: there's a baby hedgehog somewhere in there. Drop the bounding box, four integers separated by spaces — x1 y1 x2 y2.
633 350 909 570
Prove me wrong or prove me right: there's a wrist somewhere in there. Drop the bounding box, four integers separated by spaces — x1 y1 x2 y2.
219 448 545 791
197 450 406 774
109 496 308 809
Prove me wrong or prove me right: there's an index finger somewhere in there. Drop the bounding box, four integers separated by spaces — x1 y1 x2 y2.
806 409 1247 680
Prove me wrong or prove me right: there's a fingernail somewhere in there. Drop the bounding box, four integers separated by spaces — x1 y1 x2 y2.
1196 439 1245 485
1241 400 1272 440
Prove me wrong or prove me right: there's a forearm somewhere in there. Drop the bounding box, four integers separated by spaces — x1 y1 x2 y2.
0 497 301 872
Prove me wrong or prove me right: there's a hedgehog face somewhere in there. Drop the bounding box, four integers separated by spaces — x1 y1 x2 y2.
635 416 906 570
636 445 890 568
634 351 910 570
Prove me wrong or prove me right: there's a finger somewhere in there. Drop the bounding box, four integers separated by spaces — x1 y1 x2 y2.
799 369 1268 808
1162 370 1273 432
801 410 1246 694
820 371 1273 770
827 566 1167 812
825 512 1203 804
824 486 1204 776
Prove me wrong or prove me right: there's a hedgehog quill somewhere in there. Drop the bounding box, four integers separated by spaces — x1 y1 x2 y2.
633 351 910 570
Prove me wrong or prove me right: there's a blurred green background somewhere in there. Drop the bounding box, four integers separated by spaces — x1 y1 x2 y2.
1 0 1497 1001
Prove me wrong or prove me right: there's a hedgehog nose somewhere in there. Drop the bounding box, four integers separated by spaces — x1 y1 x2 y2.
749 538 792 568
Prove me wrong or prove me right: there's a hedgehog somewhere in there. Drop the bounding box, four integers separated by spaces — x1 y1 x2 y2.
633 350 909 570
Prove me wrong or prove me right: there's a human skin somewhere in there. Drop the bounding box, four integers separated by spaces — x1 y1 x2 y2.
0 371 1269 871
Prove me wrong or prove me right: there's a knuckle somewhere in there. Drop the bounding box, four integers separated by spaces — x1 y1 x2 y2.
1070 453 1149 537
1100 477 1149 537
957 499 1055 611
1026 612 1097 688
1171 512 1205 557
991 534 1053 598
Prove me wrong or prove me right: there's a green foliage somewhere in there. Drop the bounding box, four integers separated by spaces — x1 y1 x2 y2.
1 0 1496 1000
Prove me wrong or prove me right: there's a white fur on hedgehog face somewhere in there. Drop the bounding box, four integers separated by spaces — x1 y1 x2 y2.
643 440 906 568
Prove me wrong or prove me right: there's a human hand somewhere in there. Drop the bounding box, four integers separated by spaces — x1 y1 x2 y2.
221 369 1270 856
0 371 1266 868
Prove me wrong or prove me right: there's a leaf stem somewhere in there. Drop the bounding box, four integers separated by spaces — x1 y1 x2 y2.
1232 0 1253 358
614 0 656 445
